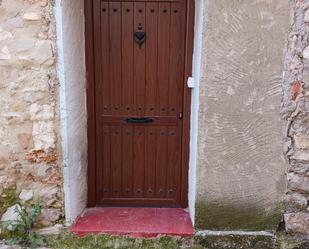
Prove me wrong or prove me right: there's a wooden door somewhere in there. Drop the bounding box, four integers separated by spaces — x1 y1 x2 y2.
92 0 191 207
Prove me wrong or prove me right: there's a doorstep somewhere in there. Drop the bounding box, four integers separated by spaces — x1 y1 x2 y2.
71 207 195 238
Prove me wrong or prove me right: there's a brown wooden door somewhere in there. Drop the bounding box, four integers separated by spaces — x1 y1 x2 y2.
93 0 189 207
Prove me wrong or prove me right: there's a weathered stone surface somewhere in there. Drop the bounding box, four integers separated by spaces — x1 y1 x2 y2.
290 151 309 162
30 104 54 121
283 193 308 212
284 213 309 235
0 46 11 60
0 176 8 185
0 242 49 249
30 40 54 65
17 133 32 150
305 9 309 23
36 224 63 236
287 173 309 193
303 47 309 60
283 0 309 235
0 30 12 41
32 121 56 150
37 184 60 206
26 149 57 164
294 134 309 150
278 234 309 249
38 208 61 226
1 204 22 230
22 12 41 21
10 39 35 52
32 164 50 178
19 189 33 202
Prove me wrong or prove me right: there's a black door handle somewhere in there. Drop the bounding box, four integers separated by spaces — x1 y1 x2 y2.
126 117 154 124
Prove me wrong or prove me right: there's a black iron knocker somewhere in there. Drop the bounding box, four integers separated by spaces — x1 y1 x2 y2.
134 31 146 49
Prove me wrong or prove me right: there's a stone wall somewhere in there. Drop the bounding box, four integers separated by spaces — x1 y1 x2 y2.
282 0 309 236
0 0 62 225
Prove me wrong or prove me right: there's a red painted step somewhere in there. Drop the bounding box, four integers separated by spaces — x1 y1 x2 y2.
71 207 195 238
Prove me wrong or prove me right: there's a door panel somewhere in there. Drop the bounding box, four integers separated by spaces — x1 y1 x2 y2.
94 0 187 206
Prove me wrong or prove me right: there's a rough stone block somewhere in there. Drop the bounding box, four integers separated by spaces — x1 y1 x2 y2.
19 189 33 202
10 38 35 52
283 193 308 212
287 173 309 193
22 12 41 21
284 212 309 235
0 46 11 60
0 30 12 41
36 184 60 206
303 46 309 60
17 133 32 150
38 208 61 226
36 224 63 236
30 40 54 65
32 121 56 150
26 149 57 164
1 204 22 231
305 9 309 23
30 103 54 121
294 134 309 150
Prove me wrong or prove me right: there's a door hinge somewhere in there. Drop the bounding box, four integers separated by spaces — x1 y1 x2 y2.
179 112 183 119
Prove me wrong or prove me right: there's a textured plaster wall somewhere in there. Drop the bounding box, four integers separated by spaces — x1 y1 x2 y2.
196 0 290 230
0 0 63 225
56 0 87 224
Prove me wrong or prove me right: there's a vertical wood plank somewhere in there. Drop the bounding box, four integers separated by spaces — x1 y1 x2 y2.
145 127 156 198
145 3 158 116
111 126 122 198
134 2 146 116
156 127 168 198
86 0 96 206
169 2 185 117
122 126 133 197
102 126 111 198
133 126 145 198
101 1 111 115
93 0 102 204
122 2 135 116
157 3 171 116
109 2 122 115
167 127 180 200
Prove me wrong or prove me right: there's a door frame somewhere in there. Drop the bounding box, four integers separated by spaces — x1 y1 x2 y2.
85 0 195 208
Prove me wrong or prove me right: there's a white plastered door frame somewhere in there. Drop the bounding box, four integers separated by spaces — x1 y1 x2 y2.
55 0 204 225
